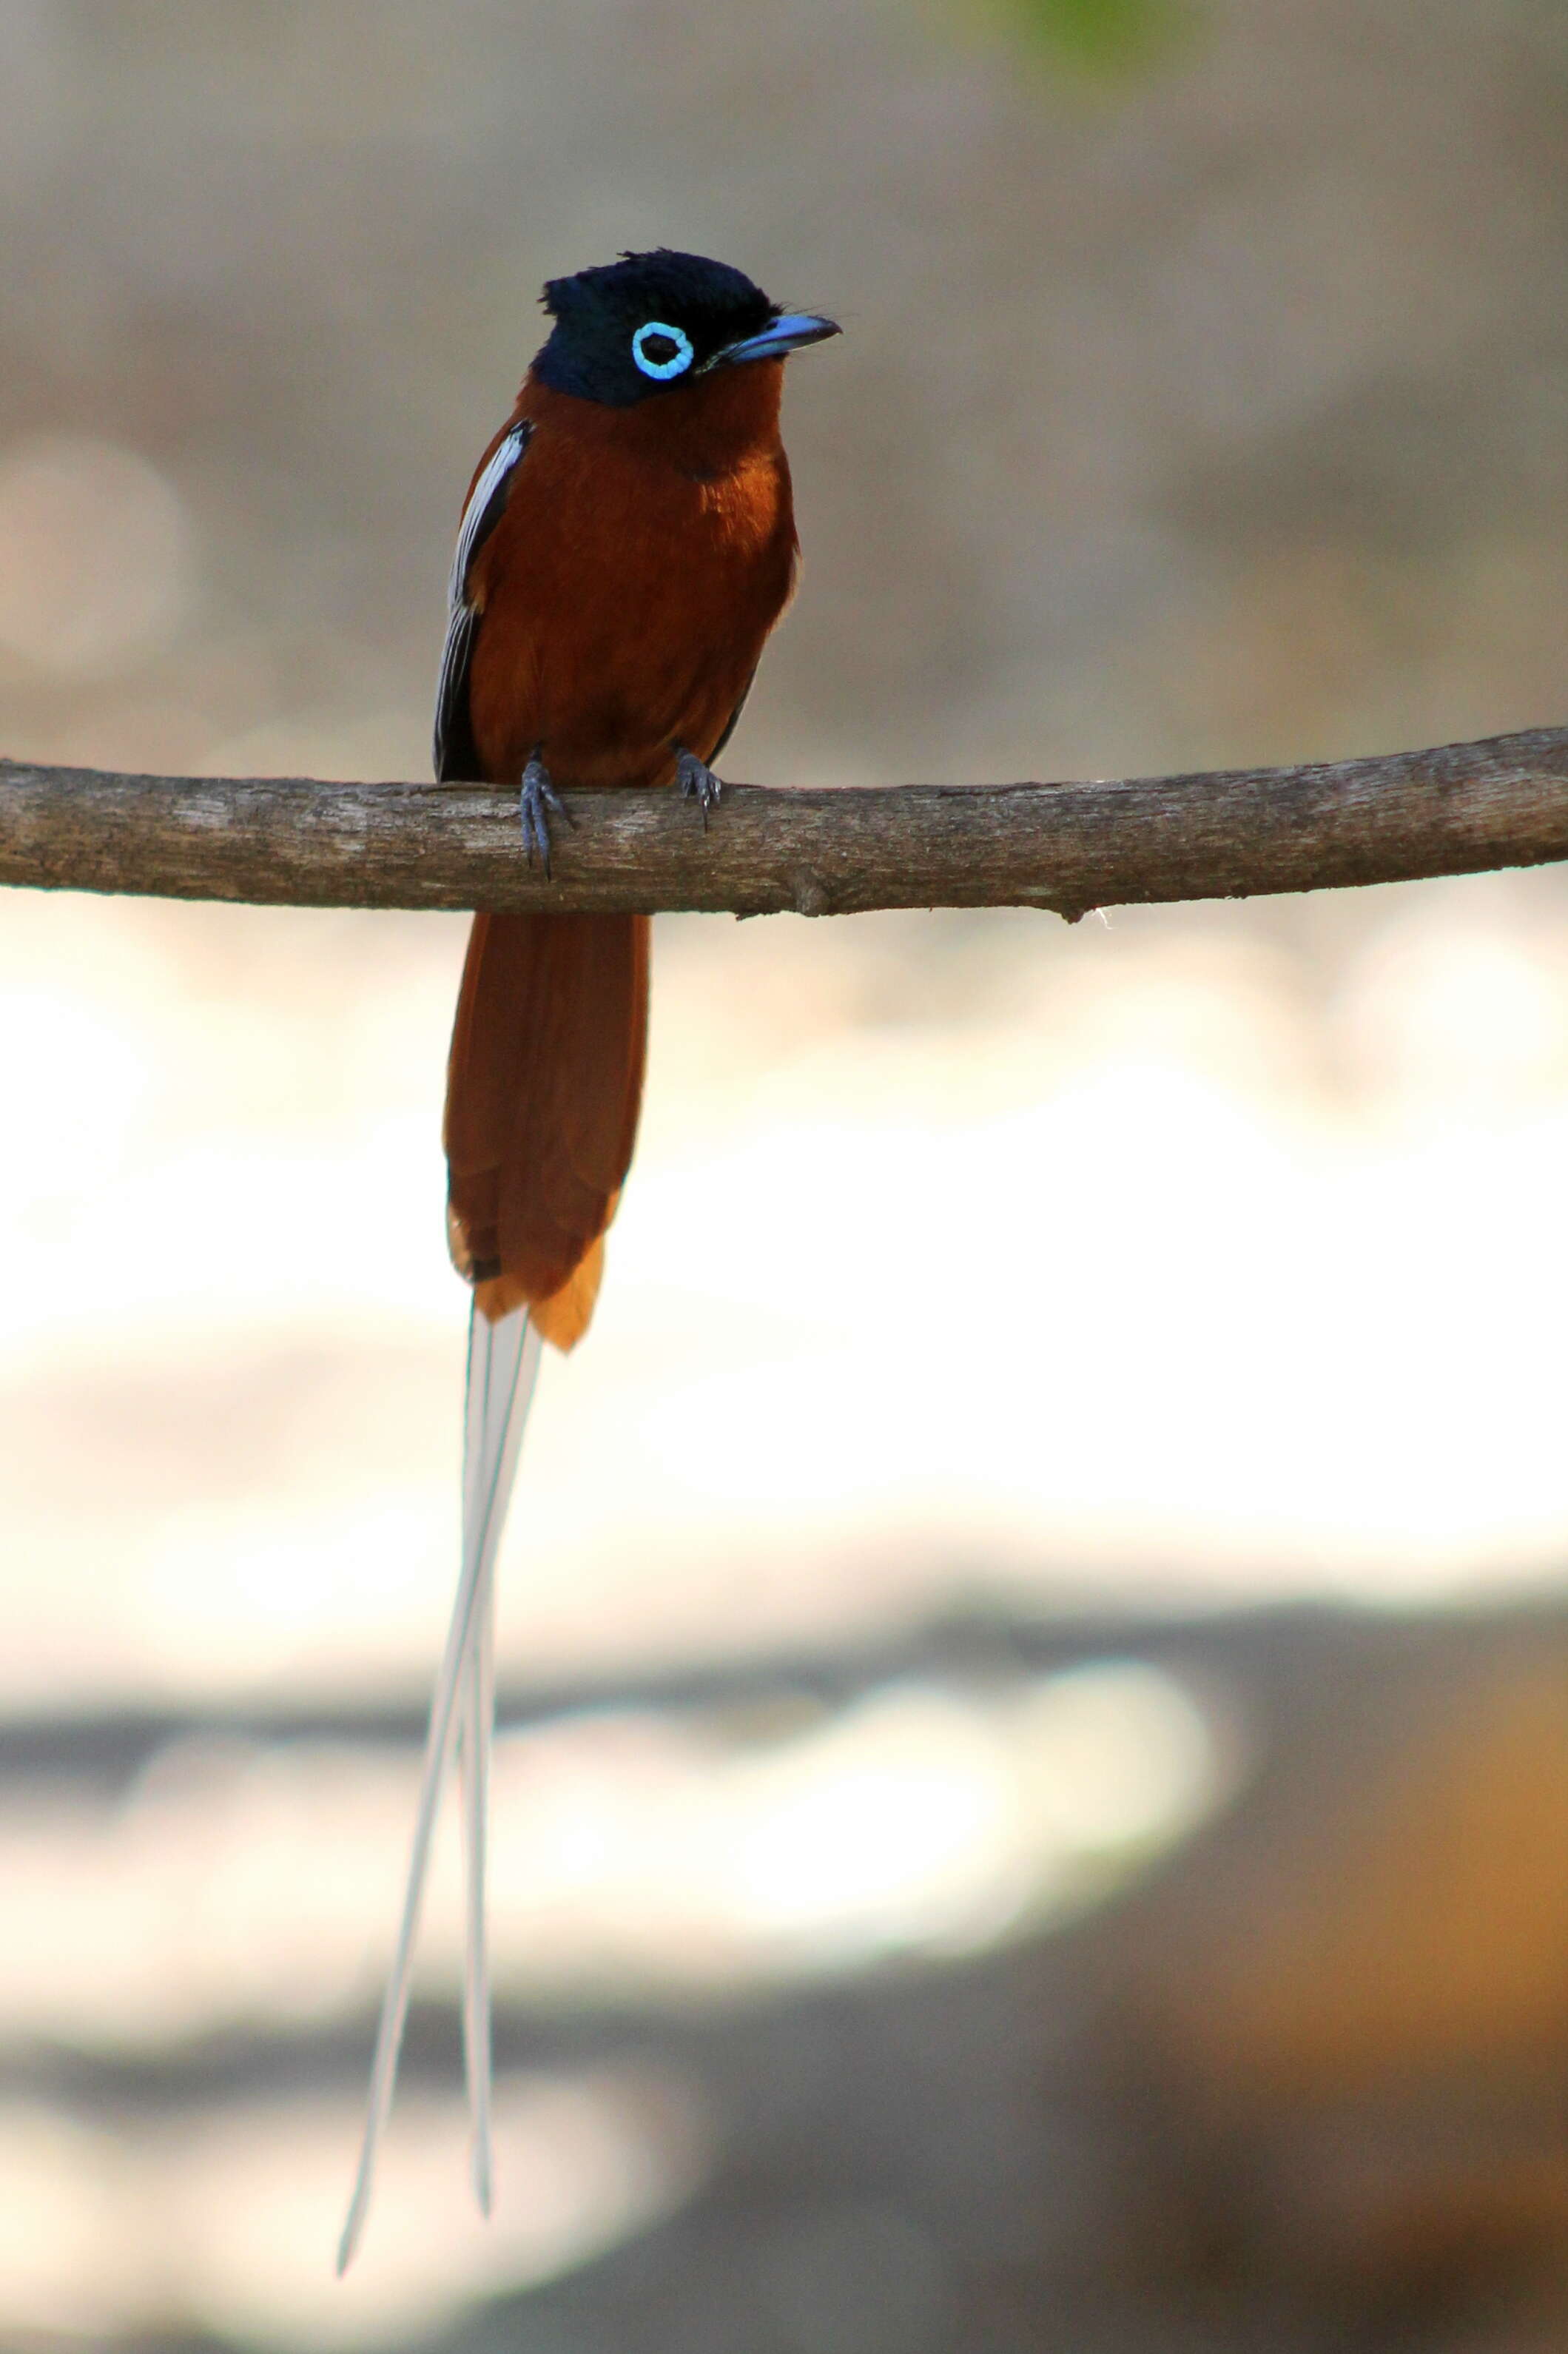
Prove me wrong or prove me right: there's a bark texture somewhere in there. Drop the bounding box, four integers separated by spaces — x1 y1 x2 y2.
2 724 1567 919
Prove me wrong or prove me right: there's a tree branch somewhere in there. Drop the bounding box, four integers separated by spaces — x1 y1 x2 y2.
2 724 1566 921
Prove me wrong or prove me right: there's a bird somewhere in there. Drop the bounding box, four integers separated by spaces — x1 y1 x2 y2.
337 249 838 2269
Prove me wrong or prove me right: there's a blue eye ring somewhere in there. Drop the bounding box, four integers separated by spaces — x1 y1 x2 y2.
632 320 694 380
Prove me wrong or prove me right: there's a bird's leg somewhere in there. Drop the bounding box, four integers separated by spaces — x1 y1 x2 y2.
519 748 573 877
674 744 722 831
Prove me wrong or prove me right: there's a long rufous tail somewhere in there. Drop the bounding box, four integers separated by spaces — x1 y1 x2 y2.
339 910 647 2267
445 910 650 1347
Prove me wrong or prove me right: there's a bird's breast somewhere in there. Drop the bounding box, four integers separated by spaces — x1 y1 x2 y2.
467 386 798 790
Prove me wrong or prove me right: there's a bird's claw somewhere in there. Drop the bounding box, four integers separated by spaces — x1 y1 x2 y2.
676 748 722 831
519 756 573 875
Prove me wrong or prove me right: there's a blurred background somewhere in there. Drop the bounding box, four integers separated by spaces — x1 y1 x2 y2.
3 1 1568 2347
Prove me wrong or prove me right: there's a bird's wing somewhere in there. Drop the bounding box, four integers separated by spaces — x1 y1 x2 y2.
706 667 756 765
434 420 534 784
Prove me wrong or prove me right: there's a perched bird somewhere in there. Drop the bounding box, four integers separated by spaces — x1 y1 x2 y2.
338 249 838 2268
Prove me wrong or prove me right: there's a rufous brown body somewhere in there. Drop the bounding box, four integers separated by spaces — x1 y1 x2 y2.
439 256 836 1347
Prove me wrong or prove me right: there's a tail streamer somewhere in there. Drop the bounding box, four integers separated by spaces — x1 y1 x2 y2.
337 1303 542 2273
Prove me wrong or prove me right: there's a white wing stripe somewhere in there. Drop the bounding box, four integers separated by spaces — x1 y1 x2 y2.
446 423 530 614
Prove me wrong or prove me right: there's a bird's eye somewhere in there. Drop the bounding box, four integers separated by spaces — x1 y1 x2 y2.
631 320 694 380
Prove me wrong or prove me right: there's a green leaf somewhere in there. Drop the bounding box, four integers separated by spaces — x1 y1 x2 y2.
975 0 1193 78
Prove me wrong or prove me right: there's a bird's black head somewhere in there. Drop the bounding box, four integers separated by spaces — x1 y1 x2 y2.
532 249 838 408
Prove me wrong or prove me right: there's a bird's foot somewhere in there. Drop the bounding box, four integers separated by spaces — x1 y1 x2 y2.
676 747 722 830
519 755 573 876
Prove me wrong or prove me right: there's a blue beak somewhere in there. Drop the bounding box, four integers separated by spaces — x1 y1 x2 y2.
718 311 841 366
